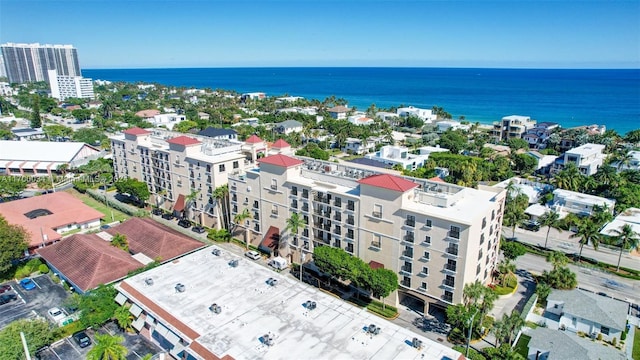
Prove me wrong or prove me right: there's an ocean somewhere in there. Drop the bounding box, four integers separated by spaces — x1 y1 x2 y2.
83 67 640 134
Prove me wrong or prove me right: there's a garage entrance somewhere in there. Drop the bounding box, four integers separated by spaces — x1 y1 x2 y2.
398 291 426 315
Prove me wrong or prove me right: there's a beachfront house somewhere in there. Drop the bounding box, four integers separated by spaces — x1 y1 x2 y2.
328 105 350 120
274 119 303 135
396 106 437 123
490 115 537 142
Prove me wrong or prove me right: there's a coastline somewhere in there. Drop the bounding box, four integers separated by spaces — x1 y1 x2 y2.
83 67 640 134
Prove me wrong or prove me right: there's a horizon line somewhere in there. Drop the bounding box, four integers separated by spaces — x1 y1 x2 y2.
83 65 640 71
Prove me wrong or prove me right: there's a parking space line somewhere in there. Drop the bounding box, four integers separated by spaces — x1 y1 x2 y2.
32 278 42 290
67 338 83 355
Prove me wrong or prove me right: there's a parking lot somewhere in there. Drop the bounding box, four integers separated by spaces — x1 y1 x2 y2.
0 275 70 330
36 322 163 360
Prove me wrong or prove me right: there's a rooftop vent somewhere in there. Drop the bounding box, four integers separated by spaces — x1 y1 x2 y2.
304 300 317 311
209 303 222 314
262 333 275 347
175 283 186 293
228 259 239 268
367 324 381 335
412 337 423 349
266 278 278 286
145 278 154 286
212 249 221 256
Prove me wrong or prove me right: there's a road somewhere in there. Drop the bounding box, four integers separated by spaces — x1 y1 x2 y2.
504 226 640 271
516 253 640 305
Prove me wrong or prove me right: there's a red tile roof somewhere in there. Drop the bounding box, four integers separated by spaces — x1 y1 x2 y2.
0 192 104 249
358 174 418 192
258 154 303 168
106 218 205 261
123 127 151 135
37 234 142 292
327 105 350 113
167 136 201 146
245 134 264 144
368 260 384 270
428 176 446 183
272 139 290 149
259 226 280 254
173 194 186 212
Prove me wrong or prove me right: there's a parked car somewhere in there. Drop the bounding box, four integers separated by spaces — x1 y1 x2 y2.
0 284 12 294
245 250 261 260
522 220 540 232
177 219 191 228
162 213 174 220
48 307 66 323
100 224 111 230
0 294 17 305
19 278 37 291
192 225 206 234
72 331 91 348
152 208 163 216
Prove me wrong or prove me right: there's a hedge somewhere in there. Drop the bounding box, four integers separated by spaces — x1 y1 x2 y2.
86 189 147 217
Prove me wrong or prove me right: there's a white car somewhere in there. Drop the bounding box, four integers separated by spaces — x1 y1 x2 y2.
245 251 261 260
48 307 66 323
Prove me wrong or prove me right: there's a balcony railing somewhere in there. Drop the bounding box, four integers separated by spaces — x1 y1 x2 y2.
443 280 455 288
403 234 414 243
444 264 457 272
402 250 413 258
445 247 459 256
347 203 355 211
347 218 355 225
405 219 415 227
448 231 460 239
401 280 411 287
372 211 382 218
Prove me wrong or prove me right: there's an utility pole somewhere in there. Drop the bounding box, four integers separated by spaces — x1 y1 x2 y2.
466 309 479 358
299 251 305 282
21 332 32 360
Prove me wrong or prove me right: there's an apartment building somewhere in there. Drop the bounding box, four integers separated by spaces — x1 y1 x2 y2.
48 69 94 101
228 155 506 312
1 43 81 84
110 127 248 227
491 115 537 142
554 143 606 175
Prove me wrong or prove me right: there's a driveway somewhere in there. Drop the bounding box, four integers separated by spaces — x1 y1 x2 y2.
0 275 70 330
489 269 537 320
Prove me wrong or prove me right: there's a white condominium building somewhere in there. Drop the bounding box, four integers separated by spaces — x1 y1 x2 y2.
110 128 249 228
491 115 537 141
1 43 81 84
228 155 506 311
48 69 94 101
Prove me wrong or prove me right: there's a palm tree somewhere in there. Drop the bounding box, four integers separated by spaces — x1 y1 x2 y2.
496 259 516 287
233 208 252 249
539 210 562 248
113 305 134 333
570 220 601 262
492 316 511 347
462 281 485 307
184 189 198 222
212 184 229 230
615 151 634 171
284 212 306 261
87 333 128 360
546 251 569 270
504 204 527 238
611 224 640 272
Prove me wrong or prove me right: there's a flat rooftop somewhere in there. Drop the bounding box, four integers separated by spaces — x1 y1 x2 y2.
117 247 463 360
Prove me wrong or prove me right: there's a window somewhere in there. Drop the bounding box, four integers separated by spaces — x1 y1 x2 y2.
270 179 277 190
444 275 455 287
476 264 481 275
302 189 309 198
345 243 354 253
480 233 485 245
600 326 610 336
421 267 429 276
449 225 460 239
233 161 239 169
443 290 453 303
404 231 414 243
478 249 483 260
445 259 457 272
347 215 355 225
291 186 298 195
423 236 431 245
405 215 415 227
446 243 458 256
347 200 355 211
253 200 259 209
422 251 430 261
373 204 382 218
425 219 432 228
420 282 427 290
402 276 411 288
403 246 413 258
291 199 298 209
347 229 354 239
402 261 412 273
371 234 381 249
334 197 341 207
219 164 226 172
271 204 278 215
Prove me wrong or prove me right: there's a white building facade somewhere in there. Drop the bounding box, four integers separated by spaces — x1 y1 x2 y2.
48 69 94 101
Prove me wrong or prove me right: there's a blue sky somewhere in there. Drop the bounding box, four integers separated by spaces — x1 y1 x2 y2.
1 0 638 69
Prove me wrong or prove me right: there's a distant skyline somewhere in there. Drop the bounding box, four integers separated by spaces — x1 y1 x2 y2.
1 0 639 69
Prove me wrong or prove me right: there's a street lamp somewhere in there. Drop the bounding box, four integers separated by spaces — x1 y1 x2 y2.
466 308 479 358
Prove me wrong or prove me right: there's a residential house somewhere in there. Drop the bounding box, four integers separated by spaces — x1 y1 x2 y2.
611 150 640 172
11 127 46 141
327 105 350 120
197 127 238 141
343 137 379 154
274 120 303 135
554 143 606 176
396 106 437 123
550 189 615 217
365 145 430 170
523 122 560 149
490 115 537 142
375 111 400 126
527 327 626 360
347 114 375 126
600 207 640 237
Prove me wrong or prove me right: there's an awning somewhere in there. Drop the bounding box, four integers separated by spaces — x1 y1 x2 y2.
129 303 143 317
369 260 384 270
115 293 127 305
35 162 52 170
259 226 279 255
174 194 186 212
132 316 145 331
154 323 169 337
21 161 37 169
165 330 181 345
0 160 9 167
145 314 155 325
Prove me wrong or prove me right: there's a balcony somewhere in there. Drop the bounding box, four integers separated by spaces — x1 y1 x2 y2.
445 247 459 257
402 250 413 259
334 214 342 222
403 234 414 244
346 203 355 211
370 241 381 250
400 265 412 274
442 280 455 289
301 205 309 212
333 228 341 235
404 219 415 228
401 279 411 288
371 211 382 219
442 293 453 303
447 231 460 241
346 218 355 226
333 200 342 208
444 264 457 273
420 254 430 262
291 189 298 196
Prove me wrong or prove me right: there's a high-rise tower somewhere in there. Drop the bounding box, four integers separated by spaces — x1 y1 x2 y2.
1 43 81 84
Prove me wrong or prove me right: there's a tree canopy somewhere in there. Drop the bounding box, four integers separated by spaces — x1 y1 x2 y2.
114 178 150 203
0 319 54 359
0 214 29 273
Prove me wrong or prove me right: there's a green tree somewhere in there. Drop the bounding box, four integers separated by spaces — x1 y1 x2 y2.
30 94 42 128
233 208 252 249
43 124 73 139
493 310 525 347
611 224 640 272
313 246 353 281
545 251 568 270
73 127 108 146
535 282 552 302
539 210 562 248
111 233 129 252
78 285 119 328
367 268 398 309
87 333 128 360
437 129 467 154
173 120 199 133
463 281 485 307
504 203 527 238
541 266 577 289
284 212 305 260
484 344 525 360
570 220 601 262
500 241 527 260
496 259 517 287
213 185 230 230
114 178 150 205
0 319 54 359
0 215 29 273
553 163 585 191
512 153 537 174
72 108 92 122
507 138 529 151
0 175 28 200
113 305 134 333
